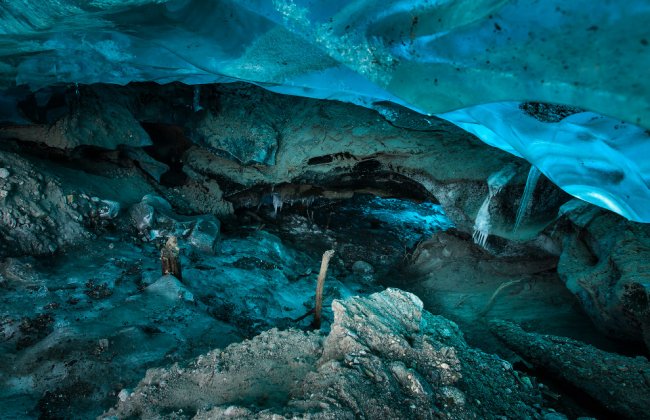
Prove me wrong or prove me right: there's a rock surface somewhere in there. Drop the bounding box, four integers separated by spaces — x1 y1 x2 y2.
556 202 650 349
103 289 549 419
490 319 650 419
0 151 91 256
0 83 569 244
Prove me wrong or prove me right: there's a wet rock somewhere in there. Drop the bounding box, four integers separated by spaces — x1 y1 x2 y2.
0 152 92 256
128 201 155 233
0 85 151 150
97 199 120 219
128 195 223 251
103 289 546 419
141 194 172 212
193 109 279 166
490 319 650 419
542 412 569 420
351 260 374 274
122 147 169 183
556 203 650 349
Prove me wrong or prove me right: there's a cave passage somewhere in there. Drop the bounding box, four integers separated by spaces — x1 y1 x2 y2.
0 81 649 420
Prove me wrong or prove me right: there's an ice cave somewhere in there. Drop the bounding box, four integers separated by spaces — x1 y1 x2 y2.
1 1 650 419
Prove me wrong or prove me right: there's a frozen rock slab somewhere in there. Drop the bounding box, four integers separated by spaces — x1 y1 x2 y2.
104 288 548 419
490 319 650 419
145 275 194 302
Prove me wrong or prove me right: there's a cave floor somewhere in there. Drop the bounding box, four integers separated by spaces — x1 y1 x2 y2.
0 194 633 418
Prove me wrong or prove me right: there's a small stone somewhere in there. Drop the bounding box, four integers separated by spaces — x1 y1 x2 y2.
0 168 9 179
99 199 120 219
118 389 130 402
352 260 374 274
129 202 155 232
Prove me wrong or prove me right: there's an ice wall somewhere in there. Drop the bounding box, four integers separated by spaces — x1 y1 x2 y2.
441 103 650 223
0 0 649 221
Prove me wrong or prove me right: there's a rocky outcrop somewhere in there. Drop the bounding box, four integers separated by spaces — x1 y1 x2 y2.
556 202 650 349
490 319 650 419
2 85 151 150
103 289 551 419
0 151 95 256
0 83 569 244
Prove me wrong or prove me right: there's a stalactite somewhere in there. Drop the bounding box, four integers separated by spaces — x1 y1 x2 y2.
193 85 203 112
272 193 283 217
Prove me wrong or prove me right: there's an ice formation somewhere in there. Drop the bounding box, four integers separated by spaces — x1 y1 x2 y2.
272 193 283 217
192 86 203 112
0 1 649 222
473 165 517 248
513 165 542 233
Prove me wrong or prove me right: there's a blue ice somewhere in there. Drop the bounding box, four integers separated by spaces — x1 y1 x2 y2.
1 0 648 221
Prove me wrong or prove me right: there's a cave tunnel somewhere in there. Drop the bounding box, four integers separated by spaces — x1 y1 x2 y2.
1 2 650 419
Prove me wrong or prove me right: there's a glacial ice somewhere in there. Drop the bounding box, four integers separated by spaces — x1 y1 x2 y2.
1 0 649 221
473 164 517 248
514 165 541 233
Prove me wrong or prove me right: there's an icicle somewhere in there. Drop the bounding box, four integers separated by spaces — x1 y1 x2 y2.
272 193 283 216
472 164 517 249
513 165 542 233
193 86 203 112
472 197 492 248
301 196 315 207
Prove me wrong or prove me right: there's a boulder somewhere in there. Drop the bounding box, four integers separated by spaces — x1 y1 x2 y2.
491 319 650 419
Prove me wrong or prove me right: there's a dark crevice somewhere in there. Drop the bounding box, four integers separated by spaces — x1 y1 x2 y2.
307 152 357 165
511 361 618 420
307 155 334 165
140 122 193 187
225 170 439 212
